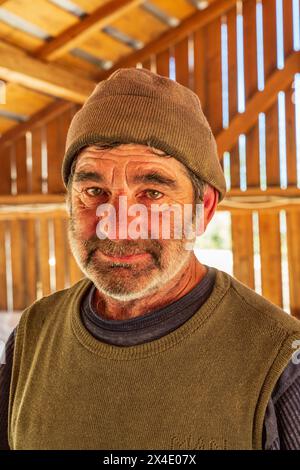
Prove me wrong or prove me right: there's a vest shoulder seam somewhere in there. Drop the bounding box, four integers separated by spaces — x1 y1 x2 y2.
229 281 300 335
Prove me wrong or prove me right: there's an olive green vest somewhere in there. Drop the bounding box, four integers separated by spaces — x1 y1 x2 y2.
8 268 300 450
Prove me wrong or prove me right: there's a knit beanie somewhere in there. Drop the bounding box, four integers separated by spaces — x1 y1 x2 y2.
62 67 227 202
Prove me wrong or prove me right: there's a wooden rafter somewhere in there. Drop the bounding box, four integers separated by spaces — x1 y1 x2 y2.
0 100 75 147
34 0 145 62
96 0 239 77
216 51 300 155
0 40 96 103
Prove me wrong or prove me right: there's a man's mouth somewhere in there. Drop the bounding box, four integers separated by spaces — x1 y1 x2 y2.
98 250 151 263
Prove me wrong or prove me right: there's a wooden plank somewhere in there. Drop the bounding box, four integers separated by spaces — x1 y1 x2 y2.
98 0 239 76
0 83 52 117
14 135 27 193
283 0 294 57
285 82 297 186
35 0 144 61
259 212 283 307
231 213 255 288
0 221 7 310
46 118 65 194
204 16 222 135
3 0 76 35
72 0 111 13
0 117 16 134
141 59 152 70
10 219 26 310
229 144 240 189
263 0 277 80
0 194 65 204
54 218 66 291
0 21 43 52
39 218 51 296
265 101 280 187
0 143 12 194
155 49 170 77
79 31 132 63
56 53 104 80
25 219 37 305
193 28 206 112
151 0 196 20
243 0 260 188
227 5 238 120
286 210 300 319
216 51 300 155
0 101 73 147
0 40 96 103
246 124 260 187
227 5 239 189
110 5 168 44
31 127 43 193
174 37 189 87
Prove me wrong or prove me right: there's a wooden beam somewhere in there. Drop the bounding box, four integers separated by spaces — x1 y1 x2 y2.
0 100 74 147
35 0 144 61
0 41 96 103
216 51 300 155
0 194 66 204
97 0 239 76
227 186 300 197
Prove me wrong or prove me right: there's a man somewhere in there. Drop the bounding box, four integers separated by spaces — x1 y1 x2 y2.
1 68 300 450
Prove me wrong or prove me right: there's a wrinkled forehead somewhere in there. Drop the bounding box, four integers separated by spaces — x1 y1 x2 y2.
75 143 188 176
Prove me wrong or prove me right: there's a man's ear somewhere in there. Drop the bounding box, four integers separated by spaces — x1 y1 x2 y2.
196 186 218 236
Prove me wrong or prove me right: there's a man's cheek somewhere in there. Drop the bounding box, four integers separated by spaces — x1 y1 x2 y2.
72 211 99 238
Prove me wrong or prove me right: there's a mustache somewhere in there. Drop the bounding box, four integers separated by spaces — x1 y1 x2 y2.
83 236 162 266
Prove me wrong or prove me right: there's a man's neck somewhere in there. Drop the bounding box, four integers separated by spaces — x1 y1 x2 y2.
93 257 207 321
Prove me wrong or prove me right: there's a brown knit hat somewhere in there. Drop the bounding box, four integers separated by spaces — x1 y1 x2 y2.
63 68 227 202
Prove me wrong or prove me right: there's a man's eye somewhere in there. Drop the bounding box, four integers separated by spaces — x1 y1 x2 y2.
145 189 163 200
85 187 105 197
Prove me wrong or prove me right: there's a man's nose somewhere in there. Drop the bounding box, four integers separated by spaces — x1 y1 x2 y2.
110 192 147 241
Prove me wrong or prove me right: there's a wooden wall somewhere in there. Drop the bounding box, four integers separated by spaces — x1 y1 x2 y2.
0 0 299 318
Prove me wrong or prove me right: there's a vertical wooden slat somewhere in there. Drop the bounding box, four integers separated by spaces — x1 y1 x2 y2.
193 28 206 112
155 49 170 77
204 16 223 135
10 219 26 310
14 136 27 194
39 218 51 296
259 212 283 307
0 144 12 194
174 37 189 87
265 101 280 187
25 219 37 305
243 0 260 188
54 218 66 291
231 214 255 288
0 221 7 310
286 210 300 319
283 0 294 58
141 59 151 70
46 118 65 193
263 0 277 80
227 5 240 190
285 83 297 186
31 127 43 193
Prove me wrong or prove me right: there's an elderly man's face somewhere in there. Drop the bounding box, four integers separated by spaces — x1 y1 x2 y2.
68 143 201 301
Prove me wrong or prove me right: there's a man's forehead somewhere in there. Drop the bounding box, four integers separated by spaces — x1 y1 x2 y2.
79 143 168 157
76 144 179 169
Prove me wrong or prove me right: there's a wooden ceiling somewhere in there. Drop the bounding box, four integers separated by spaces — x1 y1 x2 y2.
0 0 224 137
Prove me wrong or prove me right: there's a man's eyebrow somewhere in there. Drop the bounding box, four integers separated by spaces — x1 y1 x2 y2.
131 171 178 188
73 171 106 183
